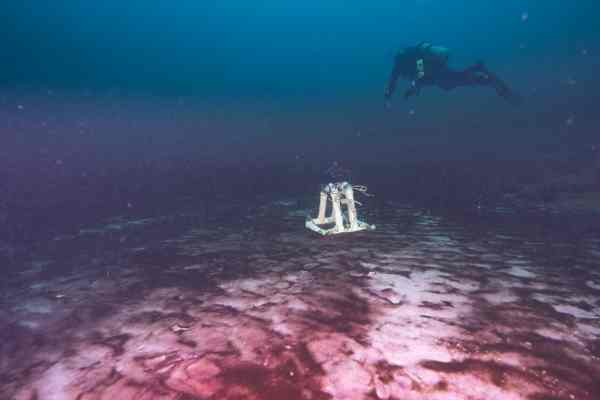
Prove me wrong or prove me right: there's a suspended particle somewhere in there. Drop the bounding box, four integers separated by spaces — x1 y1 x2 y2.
565 116 574 126
521 12 529 22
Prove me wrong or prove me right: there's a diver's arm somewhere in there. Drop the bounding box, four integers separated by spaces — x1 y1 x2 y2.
384 62 402 100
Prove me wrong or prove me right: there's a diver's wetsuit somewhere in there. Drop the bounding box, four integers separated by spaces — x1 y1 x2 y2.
385 42 521 105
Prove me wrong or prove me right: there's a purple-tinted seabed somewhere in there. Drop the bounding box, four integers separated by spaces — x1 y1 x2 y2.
1 204 599 400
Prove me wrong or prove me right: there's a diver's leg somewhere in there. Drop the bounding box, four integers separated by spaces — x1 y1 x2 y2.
490 76 522 105
463 61 487 73
433 70 467 90
455 65 522 105
476 67 522 105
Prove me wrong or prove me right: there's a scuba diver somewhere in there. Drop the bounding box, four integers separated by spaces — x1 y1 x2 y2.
325 161 352 182
384 42 521 106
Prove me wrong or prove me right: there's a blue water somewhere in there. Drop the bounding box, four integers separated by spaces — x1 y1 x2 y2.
0 0 598 240
4 1 598 95
0 0 598 239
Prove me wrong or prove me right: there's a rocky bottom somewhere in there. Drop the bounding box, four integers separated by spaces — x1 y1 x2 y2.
1 201 599 400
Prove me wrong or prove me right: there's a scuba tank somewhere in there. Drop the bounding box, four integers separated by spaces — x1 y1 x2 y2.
414 42 450 78
417 42 450 62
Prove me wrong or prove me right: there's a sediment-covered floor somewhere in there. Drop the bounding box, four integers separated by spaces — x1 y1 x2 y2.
1 201 599 399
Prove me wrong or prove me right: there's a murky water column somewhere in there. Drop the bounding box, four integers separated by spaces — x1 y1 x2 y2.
1 202 599 399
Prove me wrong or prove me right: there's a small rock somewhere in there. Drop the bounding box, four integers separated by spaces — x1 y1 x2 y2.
170 323 191 334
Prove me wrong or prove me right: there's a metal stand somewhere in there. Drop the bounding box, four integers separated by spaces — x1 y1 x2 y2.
305 182 375 235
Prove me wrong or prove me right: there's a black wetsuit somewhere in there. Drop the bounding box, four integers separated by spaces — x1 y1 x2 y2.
385 42 521 105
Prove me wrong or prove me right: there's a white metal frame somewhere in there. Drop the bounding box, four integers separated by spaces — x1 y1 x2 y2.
305 182 375 235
